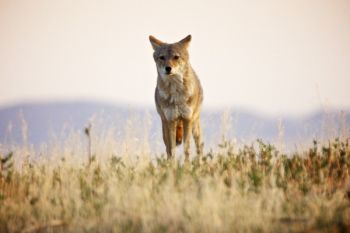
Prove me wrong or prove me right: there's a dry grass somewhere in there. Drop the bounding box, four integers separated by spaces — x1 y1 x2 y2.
0 137 350 233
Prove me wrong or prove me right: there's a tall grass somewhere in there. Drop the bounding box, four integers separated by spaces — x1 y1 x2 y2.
0 136 349 233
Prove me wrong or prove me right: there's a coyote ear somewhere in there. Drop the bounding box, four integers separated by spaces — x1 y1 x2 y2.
149 35 165 50
178 35 192 49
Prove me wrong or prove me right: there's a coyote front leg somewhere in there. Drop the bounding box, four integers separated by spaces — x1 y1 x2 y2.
192 118 203 156
183 119 193 160
161 120 171 157
167 120 177 159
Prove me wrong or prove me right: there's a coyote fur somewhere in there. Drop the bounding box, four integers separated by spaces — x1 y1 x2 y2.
149 35 204 160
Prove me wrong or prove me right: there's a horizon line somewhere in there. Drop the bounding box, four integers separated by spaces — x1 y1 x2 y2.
0 98 349 119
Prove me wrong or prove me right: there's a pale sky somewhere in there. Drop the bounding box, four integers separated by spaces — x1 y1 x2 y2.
0 0 349 116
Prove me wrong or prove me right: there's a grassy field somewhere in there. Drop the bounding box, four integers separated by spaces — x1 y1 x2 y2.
0 137 350 233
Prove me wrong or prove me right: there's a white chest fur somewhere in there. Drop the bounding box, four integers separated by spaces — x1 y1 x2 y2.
158 75 193 121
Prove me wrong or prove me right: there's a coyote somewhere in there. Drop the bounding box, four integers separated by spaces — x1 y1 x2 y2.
149 35 204 160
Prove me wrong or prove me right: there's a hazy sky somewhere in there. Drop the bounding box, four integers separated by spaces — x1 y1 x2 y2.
1 0 349 116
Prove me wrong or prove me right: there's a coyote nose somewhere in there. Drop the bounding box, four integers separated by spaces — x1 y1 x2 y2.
165 66 172 74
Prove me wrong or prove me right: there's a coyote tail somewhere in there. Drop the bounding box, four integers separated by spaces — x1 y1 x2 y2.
176 120 183 146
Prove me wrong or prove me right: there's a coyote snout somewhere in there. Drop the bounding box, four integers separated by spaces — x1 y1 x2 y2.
149 35 204 160
165 66 172 74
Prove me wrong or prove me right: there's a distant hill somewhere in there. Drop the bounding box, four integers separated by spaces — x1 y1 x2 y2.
0 101 349 153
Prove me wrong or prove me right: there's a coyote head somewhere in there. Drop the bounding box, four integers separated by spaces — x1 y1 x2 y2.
149 35 192 80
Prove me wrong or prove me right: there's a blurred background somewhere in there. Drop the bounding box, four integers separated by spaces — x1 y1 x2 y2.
0 0 349 154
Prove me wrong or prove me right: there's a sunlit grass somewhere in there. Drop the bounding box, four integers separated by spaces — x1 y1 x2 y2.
0 137 350 233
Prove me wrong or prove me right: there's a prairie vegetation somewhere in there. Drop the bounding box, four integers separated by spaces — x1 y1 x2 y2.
0 135 350 233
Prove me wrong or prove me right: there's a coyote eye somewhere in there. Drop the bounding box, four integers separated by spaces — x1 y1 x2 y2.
174 55 180 60
159 56 165 60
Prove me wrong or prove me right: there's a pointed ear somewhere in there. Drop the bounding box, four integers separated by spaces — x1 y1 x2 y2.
177 34 192 49
149 35 165 50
